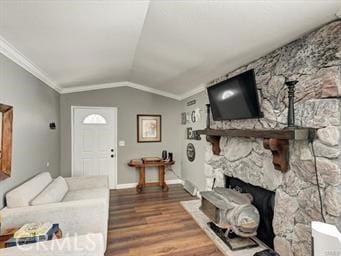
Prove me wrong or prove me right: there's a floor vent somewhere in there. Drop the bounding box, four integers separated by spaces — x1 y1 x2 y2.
183 180 198 196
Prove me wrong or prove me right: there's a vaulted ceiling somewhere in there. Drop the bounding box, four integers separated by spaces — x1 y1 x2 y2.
1 1 341 99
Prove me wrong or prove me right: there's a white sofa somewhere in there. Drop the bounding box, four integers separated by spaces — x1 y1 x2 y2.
0 172 109 249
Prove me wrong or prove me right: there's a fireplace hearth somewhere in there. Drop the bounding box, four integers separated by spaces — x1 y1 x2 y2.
208 221 259 251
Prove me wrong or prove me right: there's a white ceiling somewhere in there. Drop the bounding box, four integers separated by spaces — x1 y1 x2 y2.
1 1 341 99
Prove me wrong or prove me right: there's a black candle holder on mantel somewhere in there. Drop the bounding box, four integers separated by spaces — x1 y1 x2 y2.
206 104 211 129
285 80 298 129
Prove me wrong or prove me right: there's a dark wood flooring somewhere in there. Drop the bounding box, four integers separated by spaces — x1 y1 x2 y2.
106 184 223 256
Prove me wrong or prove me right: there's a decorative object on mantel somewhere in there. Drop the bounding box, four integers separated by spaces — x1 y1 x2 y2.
197 82 316 172
285 80 298 129
0 103 13 181
137 114 161 143
206 104 211 129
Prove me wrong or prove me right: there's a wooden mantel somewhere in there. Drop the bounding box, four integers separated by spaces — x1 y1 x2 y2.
195 128 315 172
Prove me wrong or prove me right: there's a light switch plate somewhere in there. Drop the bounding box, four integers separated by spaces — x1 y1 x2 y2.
119 140 126 147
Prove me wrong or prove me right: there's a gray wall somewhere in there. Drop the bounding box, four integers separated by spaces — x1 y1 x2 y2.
0 53 60 209
60 87 182 184
180 91 208 192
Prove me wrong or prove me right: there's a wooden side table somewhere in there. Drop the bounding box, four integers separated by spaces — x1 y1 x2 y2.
128 160 175 193
0 227 62 249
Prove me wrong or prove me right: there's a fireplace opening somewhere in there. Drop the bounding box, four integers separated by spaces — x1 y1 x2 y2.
225 176 276 249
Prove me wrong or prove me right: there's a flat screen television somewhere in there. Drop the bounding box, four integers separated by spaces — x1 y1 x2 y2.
207 69 262 121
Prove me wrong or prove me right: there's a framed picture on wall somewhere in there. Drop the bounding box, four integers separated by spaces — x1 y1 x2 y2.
137 115 161 143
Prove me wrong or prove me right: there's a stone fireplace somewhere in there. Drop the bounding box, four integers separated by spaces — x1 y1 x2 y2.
204 20 341 256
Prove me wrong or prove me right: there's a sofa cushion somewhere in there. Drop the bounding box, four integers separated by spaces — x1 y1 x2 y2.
65 176 109 191
30 176 69 206
6 172 52 208
62 188 108 202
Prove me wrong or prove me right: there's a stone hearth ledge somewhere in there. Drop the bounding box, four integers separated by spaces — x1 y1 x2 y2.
181 200 268 256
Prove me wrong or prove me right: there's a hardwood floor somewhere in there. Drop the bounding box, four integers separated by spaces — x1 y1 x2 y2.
106 184 223 256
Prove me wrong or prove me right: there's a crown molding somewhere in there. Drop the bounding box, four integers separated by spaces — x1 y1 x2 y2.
0 35 62 93
61 81 208 101
61 81 182 100
126 82 182 100
178 84 206 101
60 81 130 94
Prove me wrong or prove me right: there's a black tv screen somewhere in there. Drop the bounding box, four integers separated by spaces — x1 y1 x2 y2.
207 69 262 121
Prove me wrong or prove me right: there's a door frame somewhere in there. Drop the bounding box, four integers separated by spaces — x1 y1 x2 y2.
71 106 118 189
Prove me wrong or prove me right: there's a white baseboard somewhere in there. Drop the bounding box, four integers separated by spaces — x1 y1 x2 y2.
168 179 184 185
116 179 183 189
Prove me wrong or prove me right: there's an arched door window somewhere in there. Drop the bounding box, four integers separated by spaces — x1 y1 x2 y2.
82 114 107 124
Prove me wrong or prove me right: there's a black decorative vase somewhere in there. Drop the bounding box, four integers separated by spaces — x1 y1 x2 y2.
162 150 168 160
168 152 173 162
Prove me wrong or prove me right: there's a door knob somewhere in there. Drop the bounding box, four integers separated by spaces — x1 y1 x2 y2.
111 154 114 158
111 149 114 152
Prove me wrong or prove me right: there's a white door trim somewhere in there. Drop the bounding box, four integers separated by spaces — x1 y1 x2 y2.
71 106 118 189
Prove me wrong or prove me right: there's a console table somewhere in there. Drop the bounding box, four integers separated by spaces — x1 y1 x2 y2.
128 160 175 193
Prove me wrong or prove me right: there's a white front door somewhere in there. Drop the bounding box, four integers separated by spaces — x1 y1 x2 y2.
72 107 117 189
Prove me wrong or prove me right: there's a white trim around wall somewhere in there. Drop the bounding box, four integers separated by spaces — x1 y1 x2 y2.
0 35 62 93
61 81 182 100
61 81 207 101
178 85 206 101
116 179 184 189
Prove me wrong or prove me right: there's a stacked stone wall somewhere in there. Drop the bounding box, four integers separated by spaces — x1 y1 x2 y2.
205 20 341 256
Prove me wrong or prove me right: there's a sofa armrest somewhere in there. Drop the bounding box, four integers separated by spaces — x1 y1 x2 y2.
0 199 108 246
0 233 104 256
64 176 109 191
